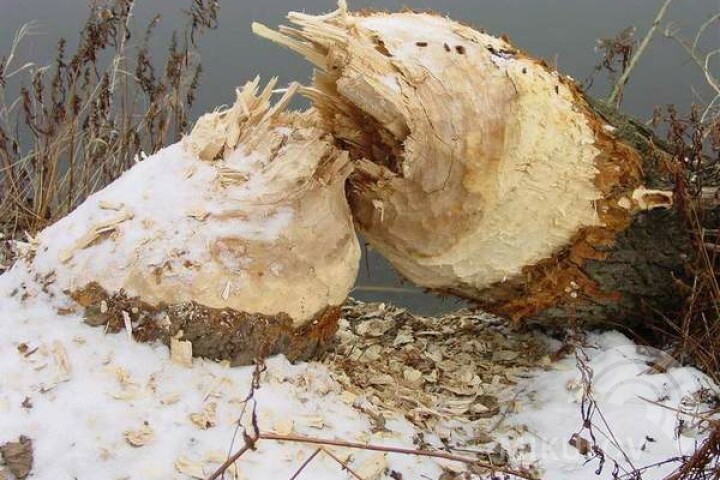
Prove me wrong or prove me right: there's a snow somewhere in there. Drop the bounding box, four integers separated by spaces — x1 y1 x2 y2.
1 258 717 480
0 268 446 480
502 332 718 480
29 142 292 302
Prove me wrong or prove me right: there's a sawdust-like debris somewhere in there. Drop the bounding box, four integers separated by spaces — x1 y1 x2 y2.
323 299 550 450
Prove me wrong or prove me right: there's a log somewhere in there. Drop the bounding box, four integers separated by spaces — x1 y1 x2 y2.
16 78 360 364
254 4 700 328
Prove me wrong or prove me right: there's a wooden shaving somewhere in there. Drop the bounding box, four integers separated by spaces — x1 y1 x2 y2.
171 336 193 367
174 456 206 479
124 424 154 447
324 299 549 435
355 452 387 480
189 402 217 430
52 341 71 380
187 210 210 221
221 281 231 301
59 210 134 263
272 418 294 435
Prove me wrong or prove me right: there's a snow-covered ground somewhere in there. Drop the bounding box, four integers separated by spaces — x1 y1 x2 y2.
503 332 718 479
0 264 717 480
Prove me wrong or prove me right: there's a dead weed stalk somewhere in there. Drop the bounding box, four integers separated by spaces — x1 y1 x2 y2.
0 0 219 239
572 348 718 480
208 357 538 480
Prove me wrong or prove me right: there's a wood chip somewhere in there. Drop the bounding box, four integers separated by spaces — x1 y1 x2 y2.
272 418 294 435
300 416 326 429
355 452 387 480
124 424 155 447
171 337 193 367
0 436 33 480
52 341 71 380
98 201 124 211
122 311 133 342
324 299 549 431
175 456 206 479
189 402 217 429
356 318 394 337
161 394 181 405
402 367 424 388
59 210 134 263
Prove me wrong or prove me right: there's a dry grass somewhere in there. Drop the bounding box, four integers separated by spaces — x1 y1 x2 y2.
649 12 720 389
0 0 218 238
579 8 720 478
607 13 720 479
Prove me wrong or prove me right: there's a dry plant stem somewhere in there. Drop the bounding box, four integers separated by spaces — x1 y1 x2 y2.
0 0 216 235
257 433 537 480
206 441 256 480
575 348 639 476
666 15 720 123
609 0 674 106
288 448 322 480
207 431 537 480
317 447 364 480
662 421 720 480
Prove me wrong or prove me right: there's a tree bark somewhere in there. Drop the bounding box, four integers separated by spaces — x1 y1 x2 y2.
16 79 360 364
255 5 704 328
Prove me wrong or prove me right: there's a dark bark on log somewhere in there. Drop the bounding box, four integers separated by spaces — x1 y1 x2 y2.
255 7 716 330
480 99 698 329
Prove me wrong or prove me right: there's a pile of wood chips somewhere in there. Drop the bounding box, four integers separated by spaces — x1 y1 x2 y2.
324 299 551 449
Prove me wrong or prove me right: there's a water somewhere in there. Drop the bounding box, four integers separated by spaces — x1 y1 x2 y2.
2 0 719 314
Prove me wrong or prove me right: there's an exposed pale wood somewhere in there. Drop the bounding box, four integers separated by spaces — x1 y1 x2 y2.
19 79 360 363
255 5 701 327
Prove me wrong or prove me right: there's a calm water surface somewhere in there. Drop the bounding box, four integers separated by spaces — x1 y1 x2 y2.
1 0 719 313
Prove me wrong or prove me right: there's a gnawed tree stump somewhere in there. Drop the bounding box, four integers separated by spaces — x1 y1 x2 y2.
255 4 699 328
18 79 360 364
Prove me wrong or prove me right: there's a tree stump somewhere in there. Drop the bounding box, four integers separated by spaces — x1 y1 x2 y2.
17 79 360 364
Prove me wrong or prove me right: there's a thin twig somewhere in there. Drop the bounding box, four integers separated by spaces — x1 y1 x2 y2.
288 448 322 480
257 432 537 479
318 447 365 480
207 431 538 480
206 440 257 480
609 0 674 106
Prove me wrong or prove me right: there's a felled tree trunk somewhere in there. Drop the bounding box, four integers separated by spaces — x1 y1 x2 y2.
18 78 360 364
254 4 701 328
